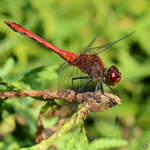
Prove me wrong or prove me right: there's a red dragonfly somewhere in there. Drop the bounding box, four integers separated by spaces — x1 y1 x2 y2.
4 20 134 96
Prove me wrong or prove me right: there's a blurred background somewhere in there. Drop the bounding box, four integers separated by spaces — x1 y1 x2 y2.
0 0 150 149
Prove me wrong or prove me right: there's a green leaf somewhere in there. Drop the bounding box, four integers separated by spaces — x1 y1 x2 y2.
88 138 128 150
0 57 15 79
55 124 89 150
0 77 21 92
20 65 58 89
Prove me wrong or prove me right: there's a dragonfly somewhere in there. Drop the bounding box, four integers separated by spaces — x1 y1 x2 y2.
4 20 134 97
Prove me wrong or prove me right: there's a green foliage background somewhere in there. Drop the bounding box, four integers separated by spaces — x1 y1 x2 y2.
0 0 150 149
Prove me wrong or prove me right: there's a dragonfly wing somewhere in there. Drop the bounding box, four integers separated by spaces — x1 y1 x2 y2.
57 63 90 91
82 34 99 53
90 31 135 54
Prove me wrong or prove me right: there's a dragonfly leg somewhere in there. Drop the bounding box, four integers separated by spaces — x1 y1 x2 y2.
94 79 100 99
72 76 91 90
75 79 93 96
100 81 104 95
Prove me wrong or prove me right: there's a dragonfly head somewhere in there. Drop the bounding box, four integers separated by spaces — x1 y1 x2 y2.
104 66 121 86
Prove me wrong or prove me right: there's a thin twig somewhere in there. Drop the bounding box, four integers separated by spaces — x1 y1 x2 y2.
0 89 121 103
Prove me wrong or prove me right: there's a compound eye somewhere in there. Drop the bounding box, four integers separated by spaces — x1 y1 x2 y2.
112 72 116 78
105 66 121 86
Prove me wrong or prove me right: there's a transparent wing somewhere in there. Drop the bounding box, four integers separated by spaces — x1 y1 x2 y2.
82 34 99 53
57 63 92 91
89 31 135 54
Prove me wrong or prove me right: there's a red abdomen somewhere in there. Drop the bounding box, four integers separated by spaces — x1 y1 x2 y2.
4 20 78 63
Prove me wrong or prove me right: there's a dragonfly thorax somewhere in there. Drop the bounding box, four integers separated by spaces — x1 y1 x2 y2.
72 53 105 78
